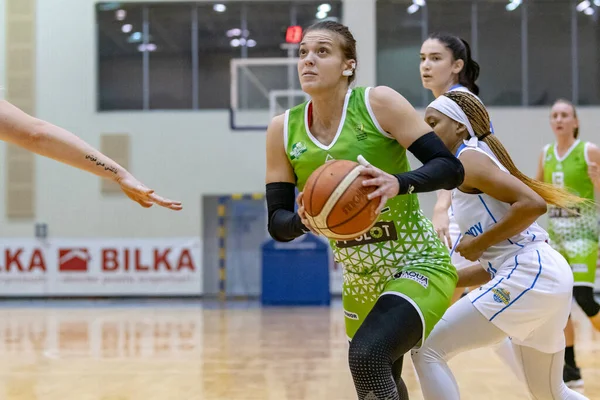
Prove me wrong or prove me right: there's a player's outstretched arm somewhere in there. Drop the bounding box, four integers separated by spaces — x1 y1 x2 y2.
0 100 182 210
362 86 465 197
265 114 309 242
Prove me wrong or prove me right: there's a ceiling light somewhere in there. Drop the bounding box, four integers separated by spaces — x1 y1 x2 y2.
576 0 591 12
407 4 419 14
318 3 332 13
115 9 126 21
316 10 327 19
213 4 226 12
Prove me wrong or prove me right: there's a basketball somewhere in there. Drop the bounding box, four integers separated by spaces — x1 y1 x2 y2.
302 160 379 240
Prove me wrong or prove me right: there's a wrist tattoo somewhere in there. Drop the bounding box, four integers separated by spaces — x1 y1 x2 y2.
85 154 118 175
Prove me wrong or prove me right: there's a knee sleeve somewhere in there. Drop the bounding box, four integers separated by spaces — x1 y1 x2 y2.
573 286 600 317
348 294 422 400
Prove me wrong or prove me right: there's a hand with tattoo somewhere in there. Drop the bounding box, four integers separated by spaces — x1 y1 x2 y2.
116 172 183 210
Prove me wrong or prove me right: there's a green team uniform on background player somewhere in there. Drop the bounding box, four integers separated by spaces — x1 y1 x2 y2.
284 86 457 345
543 140 599 286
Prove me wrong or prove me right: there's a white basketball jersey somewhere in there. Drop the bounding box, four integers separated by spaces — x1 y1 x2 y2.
452 143 549 270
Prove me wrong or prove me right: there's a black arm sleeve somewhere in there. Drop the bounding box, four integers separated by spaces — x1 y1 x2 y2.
394 131 465 195
266 182 308 242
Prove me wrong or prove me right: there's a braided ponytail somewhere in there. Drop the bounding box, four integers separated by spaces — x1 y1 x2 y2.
444 91 586 210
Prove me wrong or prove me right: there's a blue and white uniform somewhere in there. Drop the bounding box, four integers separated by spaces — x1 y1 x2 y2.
453 141 573 353
412 85 586 400
445 84 494 270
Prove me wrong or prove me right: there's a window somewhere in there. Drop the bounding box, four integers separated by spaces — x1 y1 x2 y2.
148 3 194 109
376 0 600 107
527 0 572 106
195 2 244 109
96 1 343 111
477 0 522 105
97 3 145 110
376 0 426 107
576 2 600 105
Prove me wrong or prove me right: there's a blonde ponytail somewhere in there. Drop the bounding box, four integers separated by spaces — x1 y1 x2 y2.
444 91 590 211
482 135 585 210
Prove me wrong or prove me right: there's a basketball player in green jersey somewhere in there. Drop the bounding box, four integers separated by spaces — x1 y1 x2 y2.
265 21 464 400
536 98 600 390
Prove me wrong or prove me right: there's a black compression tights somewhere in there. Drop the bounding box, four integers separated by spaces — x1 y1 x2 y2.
348 294 423 400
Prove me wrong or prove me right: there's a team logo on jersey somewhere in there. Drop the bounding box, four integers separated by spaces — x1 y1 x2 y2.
325 154 335 162
551 171 564 187
393 270 429 289
344 310 359 320
289 142 307 160
492 288 511 304
335 221 398 248
355 123 367 141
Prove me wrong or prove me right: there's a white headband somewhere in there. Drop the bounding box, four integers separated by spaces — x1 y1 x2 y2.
427 95 476 138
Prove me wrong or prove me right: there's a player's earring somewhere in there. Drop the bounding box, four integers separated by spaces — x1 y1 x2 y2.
343 62 356 77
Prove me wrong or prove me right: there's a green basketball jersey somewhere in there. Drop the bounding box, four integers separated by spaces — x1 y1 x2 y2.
284 86 455 279
542 139 598 251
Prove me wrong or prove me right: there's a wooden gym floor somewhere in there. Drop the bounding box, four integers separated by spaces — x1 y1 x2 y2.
0 299 597 400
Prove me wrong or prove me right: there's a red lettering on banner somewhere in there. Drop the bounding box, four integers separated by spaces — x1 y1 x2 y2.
123 248 130 271
102 249 118 271
6 249 23 271
135 250 150 271
102 248 196 272
154 249 171 270
3 248 46 272
30 249 46 271
178 249 195 271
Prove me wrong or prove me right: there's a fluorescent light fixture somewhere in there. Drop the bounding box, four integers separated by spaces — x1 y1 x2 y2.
407 4 419 14
318 3 332 13
576 0 591 12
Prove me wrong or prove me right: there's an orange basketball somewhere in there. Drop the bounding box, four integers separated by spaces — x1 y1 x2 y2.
302 160 379 240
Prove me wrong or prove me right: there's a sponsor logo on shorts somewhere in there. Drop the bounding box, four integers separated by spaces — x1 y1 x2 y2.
492 288 511 304
571 263 588 273
335 221 398 248
344 310 359 320
393 270 429 289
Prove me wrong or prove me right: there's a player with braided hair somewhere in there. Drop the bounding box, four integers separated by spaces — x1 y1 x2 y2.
419 32 523 382
411 90 590 400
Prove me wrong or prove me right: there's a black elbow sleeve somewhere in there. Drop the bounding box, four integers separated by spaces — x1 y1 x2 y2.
394 132 465 195
266 182 307 242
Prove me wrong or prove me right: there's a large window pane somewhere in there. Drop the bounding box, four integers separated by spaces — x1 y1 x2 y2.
196 3 243 109
427 0 472 49
528 0 572 106
97 3 144 110
147 3 193 109
376 0 425 107
577 5 600 105
244 2 294 59
477 0 522 105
